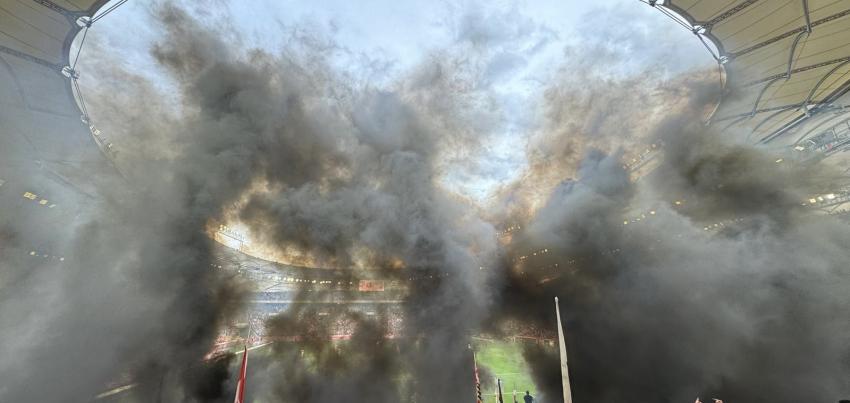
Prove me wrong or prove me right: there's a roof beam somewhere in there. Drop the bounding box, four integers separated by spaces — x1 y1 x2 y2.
715 103 802 122
729 8 850 60
757 113 808 143
802 0 812 32
703 0 761 30
30 0 83 20
802 60 850 107
750 77 782 116
741 55 850 87
756 86 850 144
793 113 850 144
750 108 795 140
0 44 62 71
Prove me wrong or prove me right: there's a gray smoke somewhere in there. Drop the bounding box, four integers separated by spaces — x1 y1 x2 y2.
17 2 501 401
498 73 850 401
147 6 501 401
2 1 849 402
0 5 262 400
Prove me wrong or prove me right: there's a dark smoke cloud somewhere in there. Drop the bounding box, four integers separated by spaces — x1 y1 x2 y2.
0 3 276 402
34 2 501 401
150 5 504 399
482 7 850 402
498 73 850 402
0 95 246 402
246 307 405 403
491 60 718 225
3 1 849 402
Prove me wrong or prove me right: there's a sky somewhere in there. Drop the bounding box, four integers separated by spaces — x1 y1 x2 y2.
78 0 715 200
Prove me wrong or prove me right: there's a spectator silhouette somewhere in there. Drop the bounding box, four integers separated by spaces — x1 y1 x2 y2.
523 391 534 403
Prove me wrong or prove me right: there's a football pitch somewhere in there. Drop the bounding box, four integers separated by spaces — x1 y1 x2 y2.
473 339 538 401
220 338 541 401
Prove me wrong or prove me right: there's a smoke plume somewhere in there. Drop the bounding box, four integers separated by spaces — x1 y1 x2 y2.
1 2 849 403
497 78 850 402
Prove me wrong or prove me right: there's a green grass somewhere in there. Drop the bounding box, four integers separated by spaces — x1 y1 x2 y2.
228 339 540 402
474 339 538 401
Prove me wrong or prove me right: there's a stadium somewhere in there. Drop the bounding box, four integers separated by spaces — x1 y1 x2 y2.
1 1 850 402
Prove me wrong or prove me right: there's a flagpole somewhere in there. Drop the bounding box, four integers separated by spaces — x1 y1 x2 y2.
497 378 505 403
233 346 248 403
555 297 574 403
473 351 484 403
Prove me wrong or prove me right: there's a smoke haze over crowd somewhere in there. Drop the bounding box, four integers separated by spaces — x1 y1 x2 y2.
0 1 848 402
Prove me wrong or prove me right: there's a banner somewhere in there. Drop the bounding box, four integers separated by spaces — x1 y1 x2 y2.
358 279 385 292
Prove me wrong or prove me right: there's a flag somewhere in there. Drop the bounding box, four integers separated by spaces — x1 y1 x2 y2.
473 352 483 403
234 346 248 403
555 297 574 403
497 378 505 403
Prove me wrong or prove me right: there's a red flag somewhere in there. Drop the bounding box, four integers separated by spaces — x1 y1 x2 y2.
234 346 248 403
473 353 483 403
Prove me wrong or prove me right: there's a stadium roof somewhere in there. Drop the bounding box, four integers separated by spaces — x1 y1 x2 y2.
0 0 113 205
0 0 107 67
0 0 119 259
644 0 850 156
